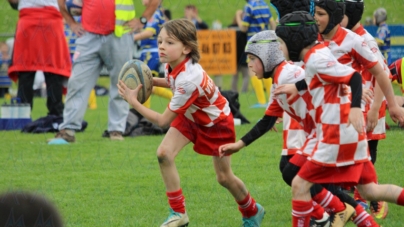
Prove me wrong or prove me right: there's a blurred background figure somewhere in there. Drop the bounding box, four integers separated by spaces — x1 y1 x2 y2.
51 0 160 143
63 15 98 110
373 7 391 65
228 16 249 93
365 16 373 26
184 4 209 30
0 42 12 98
0 191 64 227
162 8 171 21
7 0 72 116
134 0 172 109
236 0 276 108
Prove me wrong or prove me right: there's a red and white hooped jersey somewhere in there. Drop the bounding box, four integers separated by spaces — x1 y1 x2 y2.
165 58 231 127
265 61 315 156
303 43 370 167
355 25 388 140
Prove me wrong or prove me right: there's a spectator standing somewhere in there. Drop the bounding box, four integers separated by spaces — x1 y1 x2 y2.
63 16 98 110
373 8 391 65
0 42 12 98
236 0 276 108
50 0 160 142
7 0 72 116
228 16 249 93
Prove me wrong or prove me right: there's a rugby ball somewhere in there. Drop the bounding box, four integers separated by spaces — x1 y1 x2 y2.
66 0 82 16
118 59 154 104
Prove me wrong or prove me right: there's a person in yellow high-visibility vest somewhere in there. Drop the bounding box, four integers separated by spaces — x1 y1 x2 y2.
48 0 160 143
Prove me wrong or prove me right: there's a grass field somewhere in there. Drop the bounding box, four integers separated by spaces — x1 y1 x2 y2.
1 0 404 226
1 76 404 226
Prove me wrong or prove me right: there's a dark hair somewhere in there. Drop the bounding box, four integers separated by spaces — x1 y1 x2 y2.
0 191 64 227
161 19 200 63
163 9 172 20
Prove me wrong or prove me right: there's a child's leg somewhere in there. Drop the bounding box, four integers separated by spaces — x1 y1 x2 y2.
250 76 267 105
157 127 190 212
262 77 272 98
212 156 250 201
291 175 314 227
326 184 379 226
212 156 261 218
357 183 404 205
240 65 250 93
368 140 379 165
87 89 97 110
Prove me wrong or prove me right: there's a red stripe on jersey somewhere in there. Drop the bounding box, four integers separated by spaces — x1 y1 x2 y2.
308 75 323 91
169 89 200 115
351 48 378 71
317 73 352 85
355 25 366 36
337 53 353 65
330 26 346 46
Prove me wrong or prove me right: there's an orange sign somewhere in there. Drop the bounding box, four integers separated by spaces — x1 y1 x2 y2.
197 30 237 75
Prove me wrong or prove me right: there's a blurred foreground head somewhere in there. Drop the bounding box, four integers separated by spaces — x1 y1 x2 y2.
0 191 63 227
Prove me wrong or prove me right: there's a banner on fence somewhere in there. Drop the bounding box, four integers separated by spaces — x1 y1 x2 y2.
197 30 237 75
365 25 404 64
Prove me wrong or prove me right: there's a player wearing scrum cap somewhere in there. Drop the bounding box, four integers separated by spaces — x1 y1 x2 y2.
275 10 404 227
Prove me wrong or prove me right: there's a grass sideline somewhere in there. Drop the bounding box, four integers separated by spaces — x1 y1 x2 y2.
0 78 404 226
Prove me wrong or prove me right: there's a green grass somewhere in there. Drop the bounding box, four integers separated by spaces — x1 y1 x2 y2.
1 0 404 225
1 0 404 41
1 77 404 226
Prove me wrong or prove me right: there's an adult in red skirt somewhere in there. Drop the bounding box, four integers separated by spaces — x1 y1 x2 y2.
7 0 71 116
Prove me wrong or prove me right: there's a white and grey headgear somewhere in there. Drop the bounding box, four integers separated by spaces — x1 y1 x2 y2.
244 30 285 78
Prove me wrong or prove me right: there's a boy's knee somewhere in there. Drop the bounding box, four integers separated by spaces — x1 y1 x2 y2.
215 172 231 188
216 177 228 188
291 176 312 197
156 147 173 164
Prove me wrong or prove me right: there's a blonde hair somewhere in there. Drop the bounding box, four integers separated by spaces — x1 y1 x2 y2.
161 19 200 63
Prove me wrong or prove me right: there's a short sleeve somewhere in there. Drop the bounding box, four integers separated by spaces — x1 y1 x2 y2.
168 81 199 114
